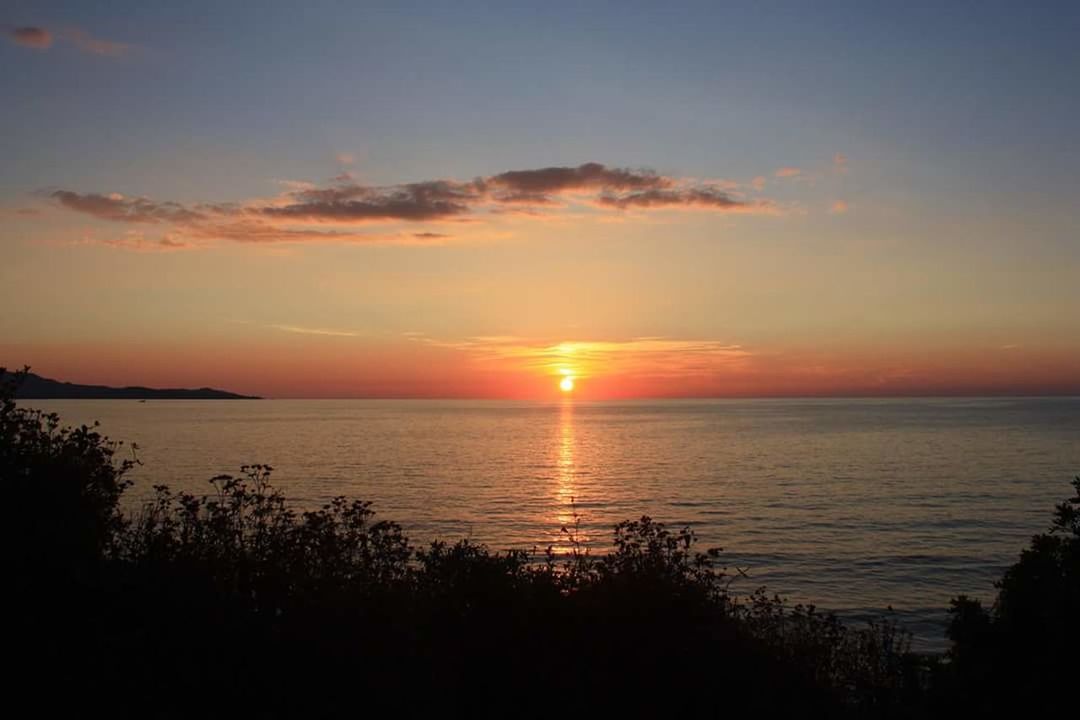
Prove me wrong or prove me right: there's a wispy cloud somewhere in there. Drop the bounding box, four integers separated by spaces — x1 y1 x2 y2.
270 324 361 338
64 27 129 56
775 167 802 178
829 200 849 215
406 334 751 378
105 237 192 252
4 25 129 56
46 161 778 246
0 206 45 218
81 230 195 252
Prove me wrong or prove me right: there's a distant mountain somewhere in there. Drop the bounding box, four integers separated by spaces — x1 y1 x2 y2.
10 372 260 400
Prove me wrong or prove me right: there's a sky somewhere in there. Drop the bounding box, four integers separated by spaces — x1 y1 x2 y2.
2 0 1079 398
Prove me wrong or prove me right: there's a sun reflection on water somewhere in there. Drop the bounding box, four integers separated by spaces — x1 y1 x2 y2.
553 397 587 551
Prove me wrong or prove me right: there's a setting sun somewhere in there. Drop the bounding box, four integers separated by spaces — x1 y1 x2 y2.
559 376 575 393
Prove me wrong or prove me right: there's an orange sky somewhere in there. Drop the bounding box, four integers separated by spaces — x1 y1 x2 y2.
8 336 1079 399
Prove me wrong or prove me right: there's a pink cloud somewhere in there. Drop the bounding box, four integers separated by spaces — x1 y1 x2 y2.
4 25 128 56
100 231 195 252
63 27 129 56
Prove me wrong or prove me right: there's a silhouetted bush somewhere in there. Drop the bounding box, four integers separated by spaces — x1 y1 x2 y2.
4 368 1075 717
3 367 141 712
2 367 133 577
945 476 1079 715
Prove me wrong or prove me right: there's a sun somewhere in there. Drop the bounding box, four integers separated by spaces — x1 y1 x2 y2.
559 376 575 393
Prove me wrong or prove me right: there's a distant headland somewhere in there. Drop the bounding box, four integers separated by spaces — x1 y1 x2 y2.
11 372 260 400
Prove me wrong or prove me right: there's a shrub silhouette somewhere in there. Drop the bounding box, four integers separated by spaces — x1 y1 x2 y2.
3 367 139 712
116 470 852 714
946 476 1080 715
2 367 134 577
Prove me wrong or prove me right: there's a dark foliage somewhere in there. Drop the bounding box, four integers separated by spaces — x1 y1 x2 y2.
945 476 1080 715
3 367 1075 717
2 367 134 575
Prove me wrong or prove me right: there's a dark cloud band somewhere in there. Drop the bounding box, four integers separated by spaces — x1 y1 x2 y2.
49 162 771 245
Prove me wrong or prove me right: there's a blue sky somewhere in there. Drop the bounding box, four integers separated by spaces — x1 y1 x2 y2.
5 1 1078 198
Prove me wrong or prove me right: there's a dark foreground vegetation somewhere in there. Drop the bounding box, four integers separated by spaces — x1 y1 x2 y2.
3 368 1076 717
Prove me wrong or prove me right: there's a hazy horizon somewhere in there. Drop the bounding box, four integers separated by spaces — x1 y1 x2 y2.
13 368 1080 401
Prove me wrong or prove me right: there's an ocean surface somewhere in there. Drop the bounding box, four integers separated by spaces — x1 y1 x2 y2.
29 397 1080 651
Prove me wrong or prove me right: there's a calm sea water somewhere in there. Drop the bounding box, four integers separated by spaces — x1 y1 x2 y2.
30 397 1080 651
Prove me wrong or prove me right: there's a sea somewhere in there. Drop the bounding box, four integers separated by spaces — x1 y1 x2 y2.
27 397 1080 651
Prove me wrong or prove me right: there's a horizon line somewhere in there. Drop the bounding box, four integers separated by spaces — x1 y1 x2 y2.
264 394 1080 400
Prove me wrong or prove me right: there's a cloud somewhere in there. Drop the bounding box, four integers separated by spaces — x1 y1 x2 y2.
775 167 802 178
411 335 752 379
751 176 767 191
180 220 436 245
4 25 128 56
158 235 189 249
270 324 360 338
829 200 849 215
484 162 670 200
51 191 206 224
336 153 355 166
6 26 52 49
99 231 194 252
48 161 779 245
264 180 478 222
594 187 759 211
833 153 848 174
64 28 128 56
0 206 45 218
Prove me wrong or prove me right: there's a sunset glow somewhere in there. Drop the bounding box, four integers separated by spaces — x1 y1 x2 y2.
1 3 1077 399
